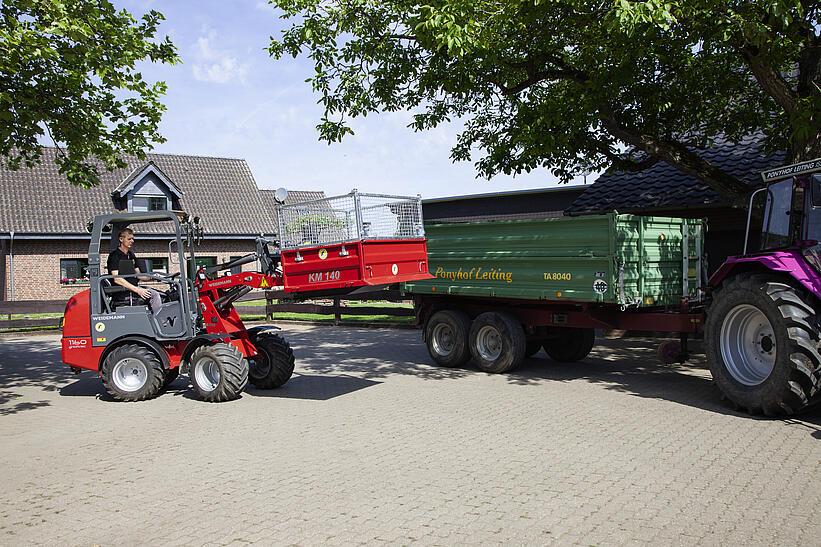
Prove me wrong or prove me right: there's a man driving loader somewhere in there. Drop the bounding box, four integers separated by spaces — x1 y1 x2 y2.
107 227 163 315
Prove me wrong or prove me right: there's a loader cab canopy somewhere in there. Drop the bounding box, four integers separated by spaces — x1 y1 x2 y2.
86 211 200 329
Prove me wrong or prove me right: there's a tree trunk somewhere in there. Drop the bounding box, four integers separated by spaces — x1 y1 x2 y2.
791 43 821 161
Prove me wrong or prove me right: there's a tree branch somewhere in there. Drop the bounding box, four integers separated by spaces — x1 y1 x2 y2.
740 45 799 115
490 54 588 96
599 112 750 203
590 141 660 171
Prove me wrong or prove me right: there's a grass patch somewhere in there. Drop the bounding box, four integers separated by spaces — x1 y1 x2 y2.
0 300 413 333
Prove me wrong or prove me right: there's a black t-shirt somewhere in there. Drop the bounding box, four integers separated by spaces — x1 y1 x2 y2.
107 248 138 286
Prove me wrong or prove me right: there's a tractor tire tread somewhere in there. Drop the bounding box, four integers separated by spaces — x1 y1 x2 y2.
705 273 821 416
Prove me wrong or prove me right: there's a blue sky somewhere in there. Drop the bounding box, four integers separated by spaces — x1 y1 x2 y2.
119 0 591 198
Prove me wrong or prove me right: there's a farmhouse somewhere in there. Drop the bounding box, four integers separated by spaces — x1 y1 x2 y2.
0 148 323 301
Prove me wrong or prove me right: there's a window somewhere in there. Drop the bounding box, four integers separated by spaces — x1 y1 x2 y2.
144 257 169 274
762 180 793 249
60 258 90 285
148 197 167 211
195 256 217 269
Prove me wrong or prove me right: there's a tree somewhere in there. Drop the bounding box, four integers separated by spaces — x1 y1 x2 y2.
0 1 178 188
268 0 820 202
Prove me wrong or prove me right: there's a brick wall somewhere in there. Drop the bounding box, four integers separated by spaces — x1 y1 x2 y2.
3 238 258 301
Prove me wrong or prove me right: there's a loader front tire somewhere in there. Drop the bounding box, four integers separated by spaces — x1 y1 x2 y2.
249 332 295 389
189 343 249 402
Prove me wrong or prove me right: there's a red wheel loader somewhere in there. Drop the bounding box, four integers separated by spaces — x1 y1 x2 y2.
60 190 432 402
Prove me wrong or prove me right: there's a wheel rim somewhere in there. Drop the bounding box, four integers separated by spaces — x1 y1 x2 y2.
476 325 503 361
719 304 776 386
194 358 221 392
431 323 456 356
111 358 148 393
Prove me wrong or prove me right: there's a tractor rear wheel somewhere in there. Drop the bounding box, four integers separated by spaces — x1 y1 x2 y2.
101 344 165 402
249 331 295 389
468 311 526 373
189 343 249 402
543 328 595 362
426 310 471 367
705 274 821 415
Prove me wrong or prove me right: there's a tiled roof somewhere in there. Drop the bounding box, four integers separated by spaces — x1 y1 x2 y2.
258 189 327 232
566 135 786 214
0 147 278 235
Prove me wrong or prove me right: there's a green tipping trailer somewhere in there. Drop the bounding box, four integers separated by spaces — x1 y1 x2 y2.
403 213 706 374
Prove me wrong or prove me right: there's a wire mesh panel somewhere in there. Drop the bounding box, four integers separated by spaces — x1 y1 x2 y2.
277 191 425 250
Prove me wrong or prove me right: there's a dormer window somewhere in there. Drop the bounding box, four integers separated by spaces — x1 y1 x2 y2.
111 161 184 212
148 197 168 211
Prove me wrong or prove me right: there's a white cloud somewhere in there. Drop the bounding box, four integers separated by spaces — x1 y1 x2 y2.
191 31 250 84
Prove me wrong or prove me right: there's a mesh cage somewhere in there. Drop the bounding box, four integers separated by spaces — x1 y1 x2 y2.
277 191 425 250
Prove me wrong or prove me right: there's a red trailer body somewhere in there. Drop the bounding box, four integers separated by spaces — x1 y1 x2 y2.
280 238 431 293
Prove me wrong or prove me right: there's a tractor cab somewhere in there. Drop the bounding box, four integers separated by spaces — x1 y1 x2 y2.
86 210 202 343
746 159 821 254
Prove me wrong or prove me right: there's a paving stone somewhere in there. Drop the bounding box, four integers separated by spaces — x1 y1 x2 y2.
0 327 820 546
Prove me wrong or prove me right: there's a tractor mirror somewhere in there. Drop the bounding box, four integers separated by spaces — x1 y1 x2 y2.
274 187 289 204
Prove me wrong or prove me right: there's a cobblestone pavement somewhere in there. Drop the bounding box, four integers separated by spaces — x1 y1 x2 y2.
1 324 820 546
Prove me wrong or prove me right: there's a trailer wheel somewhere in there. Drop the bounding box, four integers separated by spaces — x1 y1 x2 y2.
468 312 526 373
249 331 295 389
543 328 595 362
189 343 249 402
706 275 821 415
425 310 472 367
525 341 543 358
101 344 165 402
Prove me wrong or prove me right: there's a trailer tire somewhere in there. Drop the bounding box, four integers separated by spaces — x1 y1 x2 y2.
543 328 595 362
189 343 249 402
101 343 165 402
425 310 471 367
468 312 526 373
525 341 543 358
249 331 295 389
705 274 821 416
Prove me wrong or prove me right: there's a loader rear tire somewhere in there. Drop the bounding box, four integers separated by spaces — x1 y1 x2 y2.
426 310 471 367
189 343 248 402
543 328 595 362
705 274 821 415
163 367 179 388
101 344 165 402
249 332 295 389
469 311 526 373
